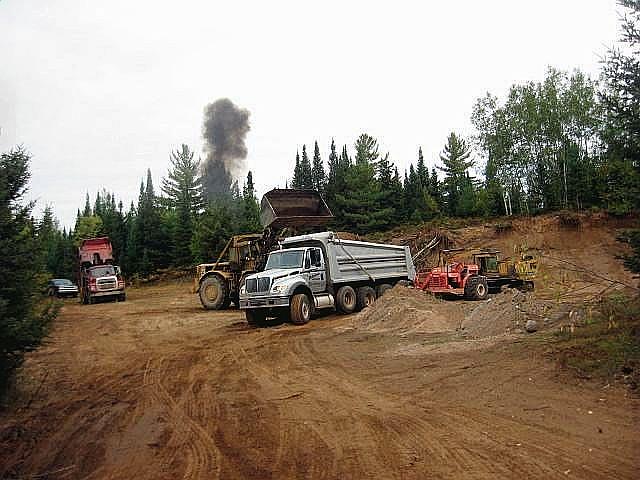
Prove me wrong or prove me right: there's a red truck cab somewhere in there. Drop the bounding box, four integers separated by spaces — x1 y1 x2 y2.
78 237 126 304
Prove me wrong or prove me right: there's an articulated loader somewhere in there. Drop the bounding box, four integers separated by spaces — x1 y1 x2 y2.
195 189 333 309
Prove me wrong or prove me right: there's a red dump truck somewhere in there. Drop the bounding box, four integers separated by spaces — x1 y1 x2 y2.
78 237 126 304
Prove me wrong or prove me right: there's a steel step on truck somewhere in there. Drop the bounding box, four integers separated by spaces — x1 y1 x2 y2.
239 232 416 325
78 237 126 304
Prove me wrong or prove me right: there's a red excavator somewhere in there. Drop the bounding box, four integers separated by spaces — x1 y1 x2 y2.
414 248 488 300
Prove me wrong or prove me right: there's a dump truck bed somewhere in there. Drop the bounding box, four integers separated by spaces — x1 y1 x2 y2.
282 231 416 284
260 189 333 230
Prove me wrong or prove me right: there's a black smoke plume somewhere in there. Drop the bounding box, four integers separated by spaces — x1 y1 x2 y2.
202 98 251 200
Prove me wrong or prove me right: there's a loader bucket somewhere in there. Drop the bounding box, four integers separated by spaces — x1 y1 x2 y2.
260 189 333 230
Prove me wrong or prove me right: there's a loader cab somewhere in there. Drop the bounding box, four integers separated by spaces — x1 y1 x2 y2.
473 253 500 276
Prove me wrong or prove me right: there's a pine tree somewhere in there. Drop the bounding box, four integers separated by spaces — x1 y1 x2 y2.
416 147 429 190
0 147 55 389
132 169 169 274
82 193 92 217
354 133 379 166
376 153 401 228
325 139 340 207
438 133 475 216
291 151 302 189
162 145 204 266
334 135 390 232
300 145 313 189
241 171 261 233
311 141 326 193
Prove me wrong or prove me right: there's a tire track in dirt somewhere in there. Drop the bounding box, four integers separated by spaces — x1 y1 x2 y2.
2 281 638 479
142 355 222 480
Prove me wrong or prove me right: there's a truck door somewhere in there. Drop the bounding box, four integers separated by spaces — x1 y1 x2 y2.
306 248 326 293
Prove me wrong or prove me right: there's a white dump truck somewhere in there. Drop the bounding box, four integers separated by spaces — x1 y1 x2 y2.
239 231 416 325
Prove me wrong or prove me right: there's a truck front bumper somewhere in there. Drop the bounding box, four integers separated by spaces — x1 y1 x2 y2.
90 289 125 298
239 295 289 309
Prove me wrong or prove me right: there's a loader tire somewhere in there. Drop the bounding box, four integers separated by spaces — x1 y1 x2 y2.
199 275 228 310
376 283 393 297
465 276 488 300
290 293 312 325
356 286 376 311
245 309 267 326
336 286 356 314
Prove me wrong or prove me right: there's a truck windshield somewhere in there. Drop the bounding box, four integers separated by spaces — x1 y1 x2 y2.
89 266 116 277
265 250 304 270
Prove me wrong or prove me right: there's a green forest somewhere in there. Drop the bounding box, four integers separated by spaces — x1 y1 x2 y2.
1 1 638 390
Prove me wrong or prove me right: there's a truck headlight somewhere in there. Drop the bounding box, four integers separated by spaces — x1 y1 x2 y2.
271 284 287 294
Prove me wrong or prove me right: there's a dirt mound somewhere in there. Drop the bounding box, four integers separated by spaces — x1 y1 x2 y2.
461 288 568 338
346 286 463 334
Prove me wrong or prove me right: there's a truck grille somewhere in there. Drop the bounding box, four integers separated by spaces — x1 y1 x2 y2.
246 277 270 294
97 278 117 290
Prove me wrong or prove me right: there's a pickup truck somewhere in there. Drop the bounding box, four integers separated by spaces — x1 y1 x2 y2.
239 231 415 325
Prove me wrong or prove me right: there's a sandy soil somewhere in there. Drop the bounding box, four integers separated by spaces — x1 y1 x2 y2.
1 279 638 480
1 213 639 479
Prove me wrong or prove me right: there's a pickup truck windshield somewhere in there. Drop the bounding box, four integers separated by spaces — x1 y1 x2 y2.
265 250 304 270
89 266 116 277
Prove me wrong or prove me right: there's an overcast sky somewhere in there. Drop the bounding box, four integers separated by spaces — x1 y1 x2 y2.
0 0 621 227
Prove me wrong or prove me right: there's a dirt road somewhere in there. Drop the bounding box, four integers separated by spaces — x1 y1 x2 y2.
1 280 638 479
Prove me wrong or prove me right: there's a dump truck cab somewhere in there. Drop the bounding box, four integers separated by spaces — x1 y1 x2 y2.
78 237 126 304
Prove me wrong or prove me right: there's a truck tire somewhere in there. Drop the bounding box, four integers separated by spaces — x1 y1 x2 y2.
245 309 267 326
376 283 393 297
199 275 228 310
290 293 312 325
356 286 376 311
118 293 126 302
336 286 356 314
465 276 488 300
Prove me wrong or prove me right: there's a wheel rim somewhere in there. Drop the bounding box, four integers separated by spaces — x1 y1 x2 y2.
345 292 354 307
302 301 310 319
365 293 374 306
205 283 219 301
477 284 486 296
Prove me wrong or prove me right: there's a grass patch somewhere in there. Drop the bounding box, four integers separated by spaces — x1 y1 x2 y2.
552 293 640 389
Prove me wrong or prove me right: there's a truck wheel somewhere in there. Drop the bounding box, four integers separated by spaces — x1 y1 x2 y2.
245 309 267 326
290 293 312 325
336 286 356 314
199 275 228 310
376 283 393 297
465 276 488 300
356 286 376 311
119 293 126 302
